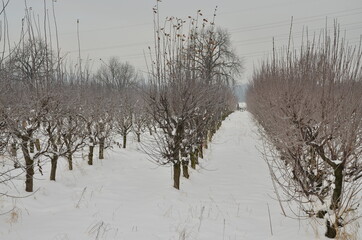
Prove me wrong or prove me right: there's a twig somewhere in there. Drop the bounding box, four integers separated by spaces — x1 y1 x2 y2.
198 206 205 232
222 218 226 240
76 187 87 208
267 203 273 236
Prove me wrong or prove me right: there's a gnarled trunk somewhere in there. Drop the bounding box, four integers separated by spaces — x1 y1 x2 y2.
123 134 127 149
325 220 337 238
173 162 181 190
182 161 189 179
331 165 344 210
88 145 94 165
199 145 204 159
181 149 189 178
11 143 17 156
67 153 73 170
21 140 33 192
137 133 141 142
99 137 104 159
29 139 35 153
35 138 41 151
203 138 208 149
190 151 197 169
11 143 20 168
50 155 58 181
208 129 213 142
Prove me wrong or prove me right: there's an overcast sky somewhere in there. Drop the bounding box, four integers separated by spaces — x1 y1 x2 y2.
5 0 362 83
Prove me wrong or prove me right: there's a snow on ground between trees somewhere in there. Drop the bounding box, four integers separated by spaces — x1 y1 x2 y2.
0 110 344 239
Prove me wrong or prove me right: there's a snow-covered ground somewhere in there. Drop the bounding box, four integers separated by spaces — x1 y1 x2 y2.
0 111 343 239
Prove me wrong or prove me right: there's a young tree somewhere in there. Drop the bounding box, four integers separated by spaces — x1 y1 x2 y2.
115 91 133 149
132 91 148 143
58 102 86 171
41 93 63 181
41 86 86 179
95 95 114 160
2 92 52 192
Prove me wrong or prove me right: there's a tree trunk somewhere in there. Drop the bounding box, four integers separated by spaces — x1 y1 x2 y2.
50 155 58 181
67 153 73 170
11 143 20 168
11 143 17 157
182 161 189 179
199 145 204 159
88 145 94 165
21 140 33 192
173 162 181 190
180 148 189 178
325 220 337 238
29 139 35 153
123 134 127 149
99 138 104 159
35 138 41 151
137 133 141 142
331 165 344 210
204 139 208 149
208 129 213 142
190 152 197 169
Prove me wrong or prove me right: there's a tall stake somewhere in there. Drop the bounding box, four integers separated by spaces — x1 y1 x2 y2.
77 19 82 82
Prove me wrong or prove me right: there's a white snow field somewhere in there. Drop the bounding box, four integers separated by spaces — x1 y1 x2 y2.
0 110 351 239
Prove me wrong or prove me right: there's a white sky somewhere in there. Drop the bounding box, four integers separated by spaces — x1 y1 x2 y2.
4 0 362 83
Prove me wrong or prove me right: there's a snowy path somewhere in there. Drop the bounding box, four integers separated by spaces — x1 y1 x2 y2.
0 111 322 239
177 111 317 240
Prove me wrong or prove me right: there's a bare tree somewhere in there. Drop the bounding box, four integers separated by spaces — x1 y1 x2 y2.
41 94 63 181
2 91 52 192
9 38 56 92
192 27 243 86
2 29 57 192
77 82 115 164
95 57 140 150
58 101 86 171
95 94 114 160
96 57 138 90
0 2 54 193
115 90 133 149
132 91 148 143
144 4 240 189
40 85 86 179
